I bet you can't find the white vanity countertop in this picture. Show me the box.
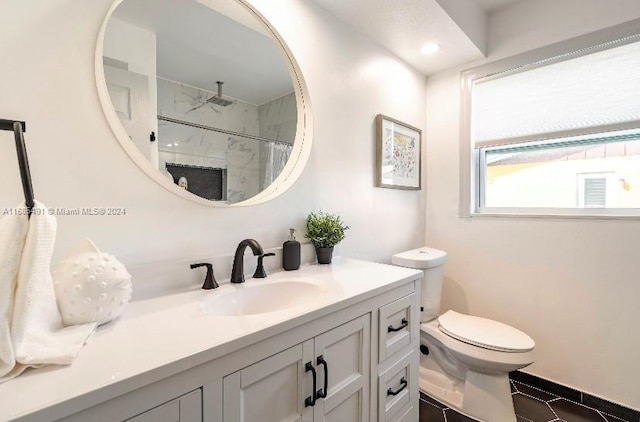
[0,258,421,422]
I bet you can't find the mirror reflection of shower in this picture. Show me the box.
[262,142,292,190]
[102,0,298,204]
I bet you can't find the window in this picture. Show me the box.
[479,131,640,211]
[582,177,607,208]
[577,173,612,208]
[460,19,640,217]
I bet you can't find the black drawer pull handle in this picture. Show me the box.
[305,362,317,407]
[387,377,408,396]
[316,355,328,399]
[388,318,408,333]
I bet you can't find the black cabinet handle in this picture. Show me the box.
[388,318,409,333]
[387,377,408,396]
[316,355,328,399]
[305,362,317,407]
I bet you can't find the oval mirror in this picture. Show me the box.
[96,0,311,206]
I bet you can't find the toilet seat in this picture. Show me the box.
[421,320,535,373]
[437,311,535,353]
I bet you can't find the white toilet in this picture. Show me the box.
[392,247,535,422]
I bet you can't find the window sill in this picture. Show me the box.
[465,209,640,220]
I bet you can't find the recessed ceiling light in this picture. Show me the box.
[421,43,440,55]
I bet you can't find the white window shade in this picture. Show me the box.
[472,39,640,145]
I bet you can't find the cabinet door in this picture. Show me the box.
[223,340,314,422]
[313,314,370,422]
[125,389,202,422]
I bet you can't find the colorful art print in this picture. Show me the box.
[375,114,422,190]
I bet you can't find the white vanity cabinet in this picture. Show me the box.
[13,263,422,422]
[50,283,419,422]
[223,315,370,422]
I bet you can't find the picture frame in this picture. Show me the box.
[375,114,422,190]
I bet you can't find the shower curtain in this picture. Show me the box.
[263,142,292,190]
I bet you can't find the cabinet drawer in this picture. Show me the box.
[378,294,415,363]
[378,352,417,422]
[125,388,202,422]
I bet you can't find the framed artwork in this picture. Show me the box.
[375,114,422,190]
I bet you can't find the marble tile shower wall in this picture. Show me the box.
[227,136,259,202]
[156,78,260,201]
[258,92,297,141]
[156,79,297,202]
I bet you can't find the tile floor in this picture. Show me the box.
[419,380,629,422]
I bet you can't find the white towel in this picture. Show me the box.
[0,202,96,383]
[0,206,28,379]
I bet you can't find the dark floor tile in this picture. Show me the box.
[513,393,558,421]
[511,371,582,403]
[549,399,607,422]
[516,416,534,422]
[514,381,559,402]
[511,381,517,393]
[600,413,628,422]
[444,408,479,421]
[419,399,446,421]
[510,371,639,422]
[583,394,639,422]
[419,392,447,409]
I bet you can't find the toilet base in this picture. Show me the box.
[419,354,517,422]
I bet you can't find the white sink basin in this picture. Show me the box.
[200,280,329,316]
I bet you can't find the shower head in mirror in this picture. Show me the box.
[187,81,233,112]
[207,81,233,107]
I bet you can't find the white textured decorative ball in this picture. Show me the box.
[53,239,132,326]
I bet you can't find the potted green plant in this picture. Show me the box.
[305,211,349,264]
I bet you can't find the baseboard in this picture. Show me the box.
[510,371,640,422]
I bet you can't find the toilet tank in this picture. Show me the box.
[392,247,447,323]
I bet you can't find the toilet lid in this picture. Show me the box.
[437,311,535,353]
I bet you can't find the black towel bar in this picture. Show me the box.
[1,118,35,217]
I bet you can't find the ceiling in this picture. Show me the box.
[111,0,294,105]
[108,0,525,100]
[311,0,523,75]
[477,0,523,12]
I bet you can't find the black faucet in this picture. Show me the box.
[253,252,276,278]
[190,263,219,289]
[230,239,264,284]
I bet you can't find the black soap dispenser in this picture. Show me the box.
[283,228,301,271]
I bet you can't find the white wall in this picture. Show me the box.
[0,1,426,294]
[426,0,640,410]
